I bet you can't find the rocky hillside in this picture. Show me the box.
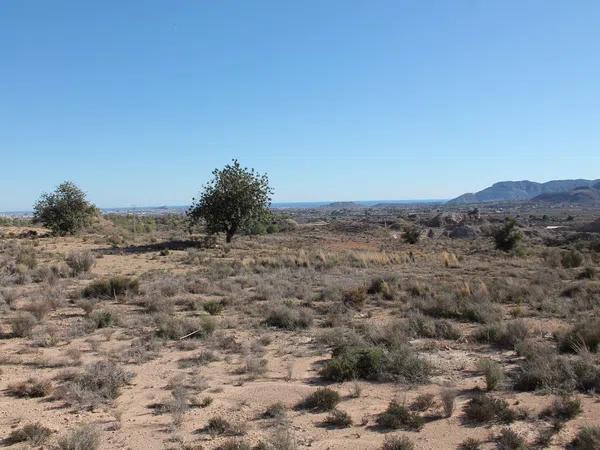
[448,179,600,205]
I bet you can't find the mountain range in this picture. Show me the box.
[448,179,600,205]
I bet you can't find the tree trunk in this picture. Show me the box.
[225,229,234,243]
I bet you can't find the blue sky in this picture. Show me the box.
[1,1,599,210]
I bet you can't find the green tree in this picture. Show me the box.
[33,181,98,235]
[187,160,273,243]
[493,218,522,252]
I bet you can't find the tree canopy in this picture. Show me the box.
[33,181,98,235]
[187,160,273,242]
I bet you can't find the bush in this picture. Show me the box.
[407,314,461,340]
[540,395,582,421]
[7,377,53,398]
[367,277,394,299]
[320,344,430,383]
[216,440,252,450]
[264,305,313,330]
[476,320,529,349]
[322,409,352,428]
[155,314,215,340]
[477,359,505,391]
[66,251,96,275]
[296,388,340,412]
[5,423,52,446]
[403,225,421,244]
[440,389,457,418]
[57,424,100,450]
[263,402,287,420]
[562,249,584,268]
[459,438,481,450]
[376,400,424,431]
[10,311,37,337]
[559,317,600,353]
[380,435,415,450]
[206,416,232,436]
[496,428,529,450]
[463,394,515,424]
[203,300,224,315]
[62,360,133,407]
[82,277,139,299]
[33,181,98,235]
[342,286,368,309]
[493,219,522,252]
[87,309,114,329]
[409,393,436,412]
[571,426,600,450]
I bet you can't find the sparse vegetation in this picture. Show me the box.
[296,388,340,412]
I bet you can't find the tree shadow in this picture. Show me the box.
[94,240,204,255]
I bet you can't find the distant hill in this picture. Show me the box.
[321,201,361,208]
[532,184,600,205]
[448,179,600,205]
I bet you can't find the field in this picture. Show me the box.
[1,207,600,450]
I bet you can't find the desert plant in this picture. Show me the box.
[409,393,436,412]
[216,440,252,450]
[540,395,582,421]
[496,428,529,450]
[376,400,424,431]
[263,402,287,420]
[342,286,368,309]
[10,311,37,337]
[203,300,224,315]
[562,249,584,268]
[82,277,139,299]
[463,394,515,424]
[380,435,415,450]
[33,181,98,235]
[493,219,522,252]
[296,388,340,412]
[66,250,96,275]
[187,160,273,242]
[7,377,53,398]
[322,409,352,428]
[403,225,421,244]
[477,359,505,391]
[440,388,457,418]
[459,438,481,450]
[264,304,312,330]
[5,422,52,446]
[57,424,100,450]
[559,317,600,353]
[571,426,600,450]
[155,314,215,340]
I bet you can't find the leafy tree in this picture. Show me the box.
[33,181,97,235]
[187,160,273,243]
[493,218,522,252]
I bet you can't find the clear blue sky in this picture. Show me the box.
[1,1,599,210]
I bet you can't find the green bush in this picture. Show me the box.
[493,219,522,252]
[33,181,98,235]
[463,394,515,424]
[376,400,424,431]
[264,305,313,330]
[296,388,340,412]
[203,300,224,315]
[322,409,352,428]
[559,318,600,353]
[571,426,600,450]
[82,277,139,299]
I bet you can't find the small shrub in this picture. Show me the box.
[380,435,415,450]
[496,428,529,450]
[540,395,582,421]
[322,409,352,428]
[7,377,53,398]
[477,359,505,391]
[376,400,424,431]
[216,440,252,450]
[296,388,340,412]
[459,438,481,450]
[342,286,367,309]
[264,305,313,330]
[408,314,461,340]
[463,394,514,424]
[57,424,100,450]
[66,251,96,275]
[320,344,430,383]
[10,311,37,337]
[61,360,133,407]
[203,300,224,315]
[571,426,600,450]
[263,402,287,420]
[87,309,114,329]
[493,219,522,252]
[440,388,457,418]
[559,318,600,353]
[562,249,584,268]
[82,277,139,299]
[155,314,215,340]
[5,423,52,446]
[476,320,529,350]
[367,277,394,299]
[403,225,421,244]
[206,416,231,436]
[410,393,436,412]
